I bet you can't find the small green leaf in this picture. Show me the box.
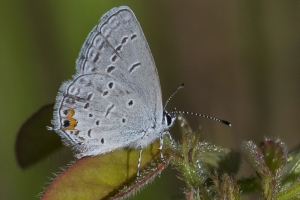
[242,140,270,176]
[238,176,260,194]
[41,140,169,200]
[15,104,63,169]
[276,180,300,200]
[242,139,287,199]
[259,138,287,173]
[210,173,241,200]
[215,149,241,175]
[172,116,231,192]
[282,144,300,187]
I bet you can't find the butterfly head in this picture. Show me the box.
[163,110,176,128]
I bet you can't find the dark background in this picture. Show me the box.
[1,0,300,199]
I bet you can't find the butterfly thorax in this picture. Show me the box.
[129,111,175,149]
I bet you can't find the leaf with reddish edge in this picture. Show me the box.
[41,140,170,200]
[242,140,271,176]
[15,104,63,169]
[111,154,169,200]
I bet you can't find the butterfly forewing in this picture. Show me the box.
[76,6,163,123]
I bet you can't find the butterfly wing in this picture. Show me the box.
[52,6,163,158]
[77,6,163,122]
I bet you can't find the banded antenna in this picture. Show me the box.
[164,83,185,110]
[172,108,231,126]
[165,83,232,127]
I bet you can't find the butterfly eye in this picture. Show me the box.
[163,111,173,126]
[166,114,172,126]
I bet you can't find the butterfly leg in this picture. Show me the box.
[159,132,166,163]
[136,147,143,180]
[164,131,175,148]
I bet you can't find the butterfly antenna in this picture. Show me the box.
[164,83,185,110]
[173,109,232,127]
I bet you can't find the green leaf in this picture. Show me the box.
[276,180,300,200]
[15,104,63,169]
[242,139,287,199]
[259,138,287,173]
[238,176,260,194]
[41,140,170,200]
[214,149,241,175]
[282,144,300,187]
[210,173,241,200]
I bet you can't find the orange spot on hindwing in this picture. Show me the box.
[61,108,78,130]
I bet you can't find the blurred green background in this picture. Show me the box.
[1,0,300,199]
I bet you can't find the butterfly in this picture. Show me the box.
[48,6,231,175]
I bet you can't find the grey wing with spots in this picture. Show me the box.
[53,73,154,158]
[76,6,163,124]
[51,6,163,158]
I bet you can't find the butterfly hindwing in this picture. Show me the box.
[53,73,156,157]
